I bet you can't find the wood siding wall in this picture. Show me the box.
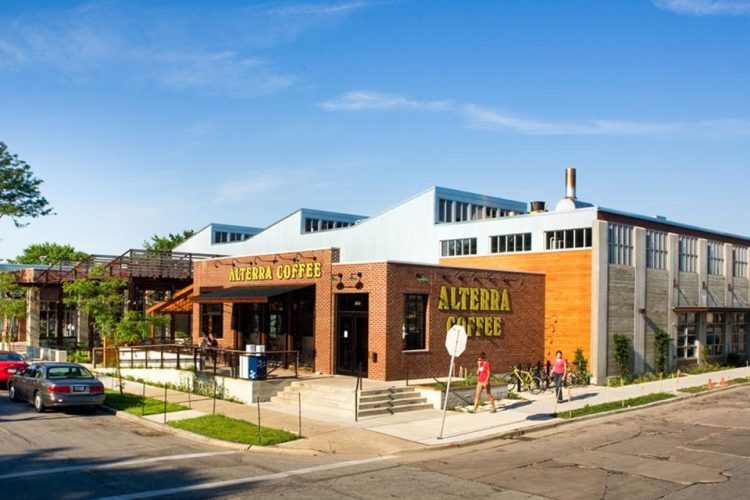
[441,250,592,364]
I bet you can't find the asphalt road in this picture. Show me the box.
[1,385,749,499]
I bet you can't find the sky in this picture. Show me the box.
[1,0,749,259]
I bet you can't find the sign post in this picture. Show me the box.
[438,324,468,440]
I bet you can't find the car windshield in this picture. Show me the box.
[0,353,23,361]
[46,366,94,379]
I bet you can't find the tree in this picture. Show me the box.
[0,142,53,227]
[0,272,27,349]
[11,242,89,265]
[62,266,168,395]
[143,230,195,252]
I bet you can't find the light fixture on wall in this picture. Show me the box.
[415,273,430,283]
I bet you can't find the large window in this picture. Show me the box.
[490,233,532,254]
[304,217,352,233]
[679,236,697,273]
[214,231,229,244]
[734,247,748,278]
[608,224,633,266]
[403,295,427,350]
[676,312,697,359]
[200,303,224,339]
[440,238,477,257]
[39,301,58,339]
[436,198,510,224]
[646,230,667,269]
[730,313,747,356]
[63,305,77,338]
[545,228,592,251]
[708,241,725,275]
[705,312,725,356]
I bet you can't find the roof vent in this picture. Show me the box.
[555,167,594,211]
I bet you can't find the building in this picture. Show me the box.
[188,249,544,380]
[176,169,750,383]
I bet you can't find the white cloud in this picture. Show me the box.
[265,1,373,16]
[0,1,368,97]
[321,90,750,138]
[653,0,750,16]
[320,91,453,111]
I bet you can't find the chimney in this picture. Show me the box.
[565,167,577,200]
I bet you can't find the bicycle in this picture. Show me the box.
[505,365,544,395]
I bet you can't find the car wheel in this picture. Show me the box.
[33,391,46,413]
[9,384,19,402]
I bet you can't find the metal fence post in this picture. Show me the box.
[141,381,146,416]
[212,378,217,416]
[160,345,164,369]
[298,391,302,437]
[176,347,181,370]
[257,396,262,445]
[163,384,168,423]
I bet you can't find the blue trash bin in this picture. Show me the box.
[248,354,268,381]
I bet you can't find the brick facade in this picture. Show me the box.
[192,249,545,381]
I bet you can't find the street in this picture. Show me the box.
[1,385,749,499]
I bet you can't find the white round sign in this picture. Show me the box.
[445,324,468,357]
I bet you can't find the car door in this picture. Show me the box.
[17,365,36,400]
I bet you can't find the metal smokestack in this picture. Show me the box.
[565,167,577,200]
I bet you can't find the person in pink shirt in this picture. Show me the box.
[471,352,496,413]
[550,350,567,403]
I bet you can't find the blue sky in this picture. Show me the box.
[1,0,749,258]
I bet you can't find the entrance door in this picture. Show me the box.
[336,294,368,376]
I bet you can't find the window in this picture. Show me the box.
[734,247,748,278]
[213,231,229,244]
[63,305,77,338]
[708,241,725,276]
[705,313,725,356]
[490,233,532,254]
[730,313,747,355]
[679,236,697,273]
[200,303,224,339]
[546,227,592,251]
[676,312,697,359]
[304,218,319,232]
[440,238,477,257]
[403,295,427,350]
[646,230,667,269]
[40,301,58,339]
[608,224,633,266]
[455,202,469,222]
[438,199,453,223]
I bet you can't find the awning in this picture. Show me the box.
[146,284,194,314]
[674,306,750,314]
[191,285,312,304]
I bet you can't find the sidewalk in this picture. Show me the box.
[96,365,750,455]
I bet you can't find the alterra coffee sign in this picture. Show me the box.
[229,262,323,283]
[438,285,510,338]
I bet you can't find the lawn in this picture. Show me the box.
[168,414,300,446]
[553,393,675,419]
[105,389,189,416]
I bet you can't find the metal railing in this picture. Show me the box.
[92,344,300,380]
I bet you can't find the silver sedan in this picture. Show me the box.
[8,362,105,412]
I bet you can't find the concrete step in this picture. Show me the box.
[358,402,434,418]
[359,396,427,410]
[359,391,421,404]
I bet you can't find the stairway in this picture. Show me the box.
[271,379,433,419]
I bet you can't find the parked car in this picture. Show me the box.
[0,351,27,388]
[8,362,105,412]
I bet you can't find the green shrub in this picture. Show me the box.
[654,329,670,375]
[612,334,632,379]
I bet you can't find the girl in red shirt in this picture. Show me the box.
[471,352,496,413]
[550,350,567,403]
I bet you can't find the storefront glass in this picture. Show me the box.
[730,313,747,355]
[705,312,725,356]
[676,312,697,359]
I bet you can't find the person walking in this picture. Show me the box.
[471,352,496,413]
[551,350,567,403]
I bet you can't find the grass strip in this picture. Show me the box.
[168,414,300,446]
[105,389,188,416]
[553,392,675,419]
[679,376,750,394]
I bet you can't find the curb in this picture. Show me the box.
[99,405,319,457]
